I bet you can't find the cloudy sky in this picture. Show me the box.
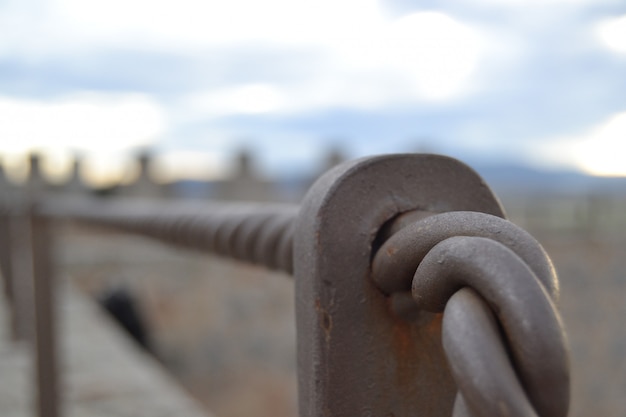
[1,0,625,184]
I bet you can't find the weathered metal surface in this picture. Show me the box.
[0,152,573,417]
[373,211,559,298]
[444,288,538,417]
[0,209,17,338]
[7,208,36,343]
[30,207,61,417]
[418,237,569,417]
[0,199,61,417]
[40,199,298,274]
[294,154,506,417]
[372,209,570,416]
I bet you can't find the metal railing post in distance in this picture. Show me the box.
[8,208,36,343]
[0,208,18,339]
[294,154,506,416]
[30,205,61,417]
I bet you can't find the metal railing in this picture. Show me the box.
[0,153,571,417]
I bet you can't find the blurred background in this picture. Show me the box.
[0,0,625,416]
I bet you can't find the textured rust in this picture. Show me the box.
[386,245,398,257]
[390,319,415,387]
[314,298,332,343]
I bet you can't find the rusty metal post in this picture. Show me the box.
[29,205,61,417]
[8,207,36,343]
[294,154,506,417]
[0,208,18,338]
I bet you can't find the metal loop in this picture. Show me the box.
[413,236,570,417]
[445,288,539,417]
[372,211,559,301]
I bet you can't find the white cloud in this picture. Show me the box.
[1,0,488,108]
[0,91,167,185]
[179,78,395,121]
[596,15,626,55]
[177,11,487,119]
[533,111,626,176]
[0,92,166,153]
[382,12,484,100]
[469,0,616,6]
[49,0,382,50]
[183,84,287,118]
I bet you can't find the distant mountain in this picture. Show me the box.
[166,157,626,201]
[465,159,626,196]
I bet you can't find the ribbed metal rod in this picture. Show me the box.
[39,197,299,275]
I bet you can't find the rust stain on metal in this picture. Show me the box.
[386,245,398,257]
[315,298,332,342]
[390,319,417,387]
[425,313,444,335]
[321,311,332,339]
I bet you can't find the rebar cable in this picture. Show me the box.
[39,197,298,275]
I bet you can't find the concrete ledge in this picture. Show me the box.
[0,283,211,417]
